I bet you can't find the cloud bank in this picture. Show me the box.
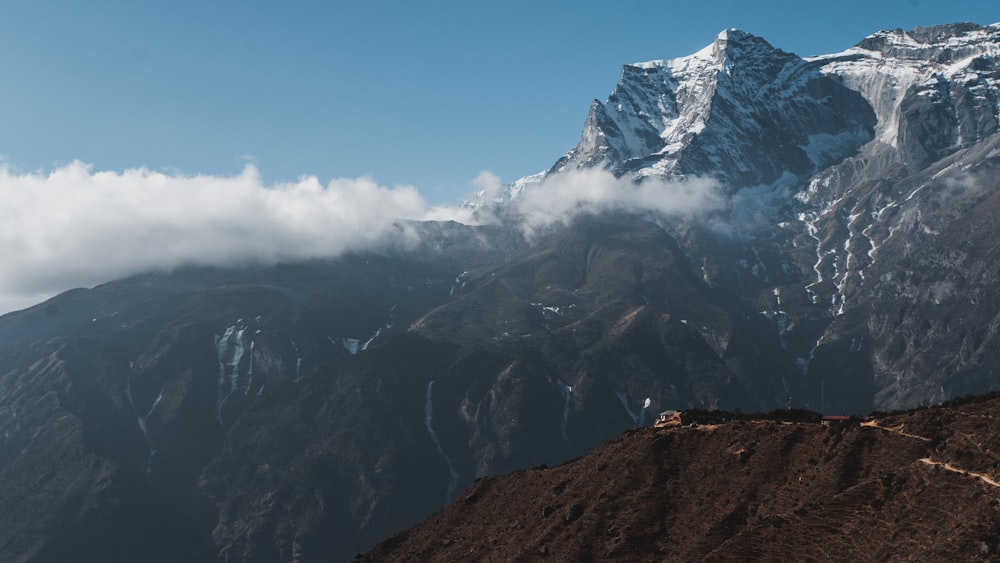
[0,162,723,316]
[0,162,466,315]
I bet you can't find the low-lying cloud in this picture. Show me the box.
[0,162,723,316]
[508,168,724,240]
[0,162,467,315]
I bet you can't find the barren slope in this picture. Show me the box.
[360,395,1000,561]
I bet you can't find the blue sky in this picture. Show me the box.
[0,1,997,204]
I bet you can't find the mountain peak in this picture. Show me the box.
[712,27,783,57]
[718,27,744,38]
[622,28,779,77]
[533,21,1000,194]
[715,27,753,42]
[714,27,762,47]
[547,27,873,189]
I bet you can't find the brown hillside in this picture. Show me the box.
[358,396,1000,561]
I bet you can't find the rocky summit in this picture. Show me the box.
[2,22,1000,563]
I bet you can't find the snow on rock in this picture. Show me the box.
[449,271,470,297]
[558,380,573,442]
[342,338,361,355]
[809,23,1000,175]
[244,340,255,395]
[361,328,382,352]
[424,381,459,503]
[215,323,247,425]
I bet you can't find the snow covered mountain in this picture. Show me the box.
[490,21,1000,411]
[551,28,875,187]
[545,22,999,187]
[3,22,1000,563]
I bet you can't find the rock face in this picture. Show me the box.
[3,21,1000,563]
[359,395,1000,562]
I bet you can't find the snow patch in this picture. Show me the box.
[449,271,470,296]
[342,338,360,355]
[361,328,382,352]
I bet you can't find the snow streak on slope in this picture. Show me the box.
[425,381,459,503]
[558,380,573,442]
[138,383,167,470]
[215,323,246,426]
[124,361,168,470]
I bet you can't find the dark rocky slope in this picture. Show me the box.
[360,394,1000,562]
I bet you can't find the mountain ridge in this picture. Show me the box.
[467,20,1000,209]
[3,21,1000,562]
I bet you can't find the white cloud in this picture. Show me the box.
[469,170,503,199]
[0,161,469,315]
[510,168,724,240]
[0,162,724,317]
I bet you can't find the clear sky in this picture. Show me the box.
[1,0,998,205]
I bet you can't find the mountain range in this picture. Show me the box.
[1,21,999,562]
